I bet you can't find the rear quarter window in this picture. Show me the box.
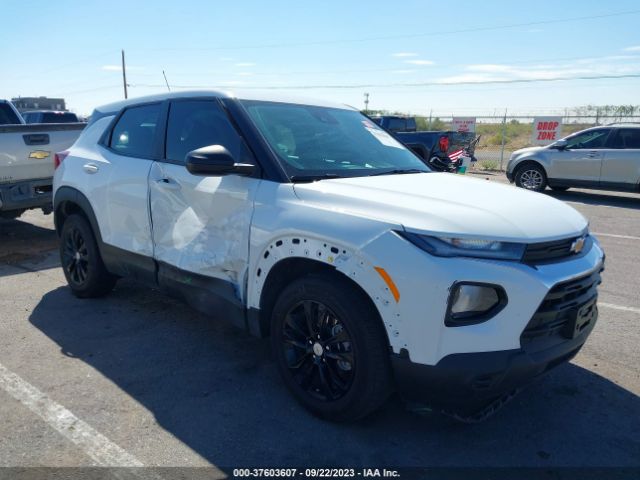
[109,103,161,158]
[611,129,640,149]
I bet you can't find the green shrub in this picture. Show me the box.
[478,160,500,171]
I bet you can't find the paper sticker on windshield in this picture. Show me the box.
[366,126,403,148]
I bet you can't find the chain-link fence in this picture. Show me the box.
[408,114,640,171]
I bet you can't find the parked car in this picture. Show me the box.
[22,110,80,124]
[53,91,604,422]
[1,100,85,219]
[507,124,640,193]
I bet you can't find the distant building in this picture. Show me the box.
[11,96,67,113]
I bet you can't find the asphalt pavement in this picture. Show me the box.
[0,176,638,471]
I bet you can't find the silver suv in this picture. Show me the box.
[506,124,640,193]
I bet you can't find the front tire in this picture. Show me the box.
[60,214,117,298]
[271,274,393,421]
[515,163,547,192]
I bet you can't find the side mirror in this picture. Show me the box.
[552,139,568,150]
[185,145,255,176]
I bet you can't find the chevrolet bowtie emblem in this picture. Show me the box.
[29,150,51,160]
[571,236,586,254]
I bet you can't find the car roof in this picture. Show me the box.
[606,122,640,128]
[566,123,640,137]
[93,90,356,116]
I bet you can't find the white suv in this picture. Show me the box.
[53,91,604,421]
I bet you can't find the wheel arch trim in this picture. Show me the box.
[53,186,103,243]
[514,159,549,178]
[246,235,399,349]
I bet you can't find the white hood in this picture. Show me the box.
[293,173,587,242]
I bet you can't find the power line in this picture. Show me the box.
[128,73,640,91]
[122,52,640,80]
[140,10,640,51]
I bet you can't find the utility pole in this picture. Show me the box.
[364,92,369,114]
[162,70,171,91]
[121,49,128,99]
[499,108,507,171]
[428,109,432,130]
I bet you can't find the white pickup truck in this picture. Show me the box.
[0,100,85,219]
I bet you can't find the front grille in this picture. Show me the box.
[521,268,602,343]
[522,236,584,263]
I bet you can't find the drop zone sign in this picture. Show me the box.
[532,117,563,145]
[452,117,476,133]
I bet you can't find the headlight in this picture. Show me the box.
[398,231,525,260]
[446,282,507,327]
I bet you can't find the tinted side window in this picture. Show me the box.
[0,103,22,125]
[565,129,610,149]
[165,100,243,163]
[110,103,161,158]
[611,129,640,149]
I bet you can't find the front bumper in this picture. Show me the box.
[506,170,514,182]
[392,315,593,414]
[392,264,602,414]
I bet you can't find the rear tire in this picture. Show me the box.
[271,273,393,421]
[60,214,117,298]
[515,163,547,192]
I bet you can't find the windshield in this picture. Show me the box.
[240,100,429,180]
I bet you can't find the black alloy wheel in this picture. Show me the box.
[59,214,117,298]
[281,299,355,401]
[62,224,89,286]
[271,274,393,421]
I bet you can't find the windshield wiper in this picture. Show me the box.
[367,168,428,177]
[289,173,343,183]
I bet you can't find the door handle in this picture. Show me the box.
[156,178,181,190]
[83,163,99,174]
[587,151,599,158]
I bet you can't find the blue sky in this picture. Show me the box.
[1,0,639,116]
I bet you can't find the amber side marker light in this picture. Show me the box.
[374,267,400,303]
